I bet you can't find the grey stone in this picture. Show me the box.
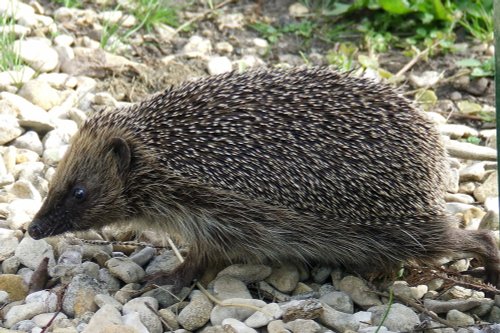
[13,38,59,72]
[446,309,474,326]
[213,275,252,300]
[19,80,63,110]
[222,318,258,333]
[14,236,55,270]
[339,275,382,308]
[62,274,108,317]
[130,246,155,266]
[177,290,213,331]
[284,319,321,333]
[106,257,145,283]
[369,303,420,332]
[217,264,272,283]
[0,115,23,145]
[266,264,300,293]
[446,140,497,161]
[81,304,122,333]
[318,303,360,332]
[319,291,353,313]
[122,296,161,333]
[244,302,282,328]
[211,298,266,326]
[474,172,498,203]
[11,131,43,155]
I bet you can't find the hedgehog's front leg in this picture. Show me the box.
[144,245,207,291]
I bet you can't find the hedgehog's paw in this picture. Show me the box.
[143,260,203,292]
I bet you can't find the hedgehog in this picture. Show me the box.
[28,67,500,287]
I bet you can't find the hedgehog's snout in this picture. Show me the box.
[28,219,45,240]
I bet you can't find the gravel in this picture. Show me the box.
[0,0,497,331]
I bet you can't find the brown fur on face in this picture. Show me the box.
[28,68,500,288]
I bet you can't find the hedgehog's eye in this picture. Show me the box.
[72,187,87,202]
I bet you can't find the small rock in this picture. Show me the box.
[409,285,428,300]
[145,250,180,275]
[439,124,478,139]
[459,162,486,182]
[207,56,232,75]
[129,246,155,266]
[318,303,360,332]
[178,291,213,331]
[474,172,498,203]
[0,115,23,145]
[339,275,382,308]
[14,236,55,270]
[13,38,59,72]
[183,36,212,58]
[158,308,180,331]
[211,298,266,325]
[268,320,291,333]
[0,235,19,261]
[121,311,151,333]
[215,42,234,54]
[122,297,161,333]
[82,304,122,333]
[222,318,258,333]
[244,303,282,328]
[281,299,322,322]
[423,298,482,314]
[217,264,272,283]
[19,80,63,110]
[369,303,419,332]
[11,131,43,155]
[446,140,497,161]
[216,13,244,30]
[0,66,36,86]
[266,264,300,293]
[284,319,321,333]
[106,257,146,283]
[1,92,54,132]
[213,275,252,300]
[0,274,28,301]
[319,291,353,313]
[253,38,269,56]
[445,193,475,204]
[446,309,474,326]
[94,294,123,311]
[62,274,108,317]
[289,3,309,16]
[409,71,442,88]
[31,312,67,327]
[4,302,46,328]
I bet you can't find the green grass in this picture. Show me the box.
[292,0,493,53]
[99,0,180,51]
[0,14,23,71]
[130,0,179,32]
[51,0,83,8]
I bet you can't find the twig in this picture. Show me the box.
[395,40,442,78]
[166,235,269,314]
[172,0,236,37]
[145,302,175,332]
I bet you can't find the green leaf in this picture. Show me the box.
[432,0,451,20]
[456,58,482,67]
[323,3,352,16]
[378,0,412,14]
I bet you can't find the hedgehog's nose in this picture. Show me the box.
[28,220,44,240]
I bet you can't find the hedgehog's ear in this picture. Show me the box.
[110,137,131,174]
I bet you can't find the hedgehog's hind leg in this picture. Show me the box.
[445,227,500,288]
